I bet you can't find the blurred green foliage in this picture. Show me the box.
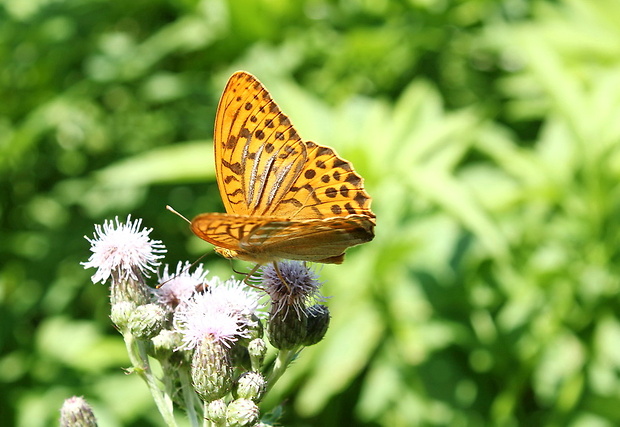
[2,0,620,425]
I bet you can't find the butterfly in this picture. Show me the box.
[190,71,375,267]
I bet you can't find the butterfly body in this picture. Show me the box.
[191,71,375,264]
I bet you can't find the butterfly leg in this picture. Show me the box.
[273,261,291,290]
[240,263,264,290]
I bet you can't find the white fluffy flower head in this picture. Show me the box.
[174,278,263,350]
[209,278,264,321]
[155,261,209,309]
[82,215,166,285]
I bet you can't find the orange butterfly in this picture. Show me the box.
[190,71,375,266]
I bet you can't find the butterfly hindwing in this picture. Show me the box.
[241,215,375,262]
[191,212,374,264]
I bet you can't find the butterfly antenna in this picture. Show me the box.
[158,206,209,289]
[166,205,191,224]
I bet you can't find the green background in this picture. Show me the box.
[3,0,620,425]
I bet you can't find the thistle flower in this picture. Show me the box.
[260,261,326,349]
[208,278,264,326]
[154,261,209,309]
[259,261,323,317]
[174,278,266,402]
[59,396,98,427]
[82,215,166,285]
[174,297,241,350]
[173,279,263,350]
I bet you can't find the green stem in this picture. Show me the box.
[178,366,200,427]
[124,333,177,427]
[265,348,300,393]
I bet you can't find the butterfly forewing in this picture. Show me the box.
[214,72,309,217]
[190,212,265,252]
[273,142,374,220]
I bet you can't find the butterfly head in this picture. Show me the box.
[214,247,238,259]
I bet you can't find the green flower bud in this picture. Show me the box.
[59,396,98,427]
[246,314,264,340]
[226,398,260,427]
[302,304,330,346]
[110,276,151,306]
[128,303,166,340]
[235,371,266,402]
[150,330,183,361]
[247,338,267,371]
[191,338,233,402]
[206,399,227,425]
[110,301,136,330]
[268,309,307,350]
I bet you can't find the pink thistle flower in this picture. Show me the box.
[82,215,166,285]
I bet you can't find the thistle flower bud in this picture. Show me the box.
[302,304,330,346]
[206,399,227,425]
[235,371,266,401]
[150,330,184,361]
[247,338,267,371]
[110,276,151,306]
[191,338,233,402]
[268,308,307,350]
[245,314,264,341]
[109,301,136,330]
[59,396,98,427]
[226,398,260,427]
[128,303,166,340]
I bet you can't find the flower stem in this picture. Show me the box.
[124,333,177,426]
[178,366,200,427]
[265,348,300,393]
